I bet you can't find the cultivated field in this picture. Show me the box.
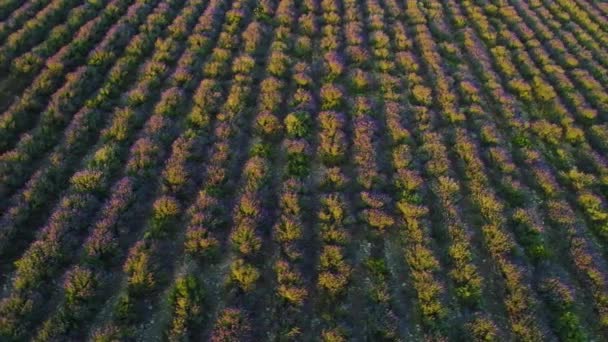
[0,0,608,340]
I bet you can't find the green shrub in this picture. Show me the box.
[410,85,432,105]
[71,170,104,193]
[151,196,180,235]
[284,111,311,138]
[230,259,260,292]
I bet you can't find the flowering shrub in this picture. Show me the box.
[320,84,344,110]
[230,259,260,292]
[124,241,156,295]
[0,0,607,339]
[211,308,251,342]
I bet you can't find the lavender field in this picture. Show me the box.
[1,0,608,340]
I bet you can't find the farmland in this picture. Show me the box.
[0,0,608,340]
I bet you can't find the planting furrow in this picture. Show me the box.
[399,0,560,339]
[463,0,608,288]
[1,0,158,182]
[212,21,295,342]
[0,0,98,74]
[32,2,237,340]
[0,0,136,202]
[0,0,145,154]
[495,1,608,243]
[340,0,441,339]
[122,1,272,340]
[0,0,606,337]
[166,14,271,339]
[84,0,276,340]
[573,0,608,28]
[461,0,608,257]
[404,2,521,338]
[0,0,195,339]
[441,0,608,336]
[389,1,518,338]
[0,0,85,71]
[302,0,371,338]
[0,0,52,43]
[197,1,303,340]
[542,0,608,70]
[551,0,608,37]
[579,0,608,19]
[497,1,608,127]
[526,1,608,87]
[260,1,320,339]
[0,0,166,271]
[0,0,120,107]
[0,0,39,22]
[343,0,404,338]
[515,0,608,93]
[423,2,595,339]
[380,0,514,339]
